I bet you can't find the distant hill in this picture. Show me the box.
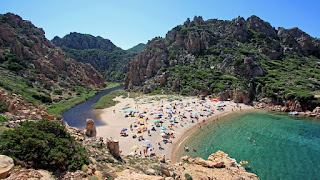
[127,43,146,53]
[0,13,105,104]
[52,33,138,82]
[125,15,320,111]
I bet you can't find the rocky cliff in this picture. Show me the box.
[125,15,320,110]
[52,32,139,81]
[0,13,106,119]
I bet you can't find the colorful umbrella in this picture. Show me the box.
[161,127,167,130]
[121,128,127,132]
[160,133,166,136]
[154,120,160,123]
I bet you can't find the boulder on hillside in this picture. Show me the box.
[107,137,120,159]
[85,119,96,137]
[0,155,14,179]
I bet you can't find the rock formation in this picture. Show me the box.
[0,89,55,123]
[178,151,259,179]
[124,15,320,110]
[0,13,105,107]
[107,137,120,159]
[0,155,14,179]
[85,119,97,137]
[52,32,141,81]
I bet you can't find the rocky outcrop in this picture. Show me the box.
[178,151,259,179]
[124,15,319,110]
[85,119,97,137]
[6,169,54,180]
[0,89,55,122]
[107,137,120,159]
[0,13,105,93]
[216,89,250,104]
[115,169,165,180]
[0,155,14,179]
[52,32,119,52]
[52,32,136,81]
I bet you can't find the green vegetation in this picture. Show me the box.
[185,173,193,180]
[0,115,7,122]
[127,43,146,53]
[0,120,89,173]
[94,89,127,109]
[48,90,96,117]
[105,82,121,90]
[0,101,7,113]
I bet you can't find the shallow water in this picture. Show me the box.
[62,86,122,129]
[176,111,320,180]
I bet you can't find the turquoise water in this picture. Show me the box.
[176,111,320,180]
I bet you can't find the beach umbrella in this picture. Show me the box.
[160,133,166,136]
[141,125,146,129]
[139,118,143,121]
[121,128,127,132]
[130,110,134,113]
[161,127,167,130]
[131,145,139,151]
[154,120,160,123]
[169,120,174,122]
[128,152,135,156]
[193,112,198,115]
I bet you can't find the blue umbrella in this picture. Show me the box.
[121,128,127,131]
[130,110,134,113]
[161,127,167,130]
[123,110,128,113]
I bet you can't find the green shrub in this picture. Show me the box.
[185,173,193,180]
[0,115,7,122]
[32,94,52,103]
[0,120,89,173]
[53,89,63,95]
[0,101,7,113]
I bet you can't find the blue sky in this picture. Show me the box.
[1,0,319,49]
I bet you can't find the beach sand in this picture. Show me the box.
[95,95,254,161]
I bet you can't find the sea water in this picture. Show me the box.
[176,111,320,180]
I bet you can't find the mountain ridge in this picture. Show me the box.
[124,15,320,111]
[52,32,139,81]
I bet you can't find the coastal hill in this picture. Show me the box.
[52,33,143,81]
[124,15,320,111]
[0,13,105,119]
[127,43,146,53]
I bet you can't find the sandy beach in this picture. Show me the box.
[95,94,254,161]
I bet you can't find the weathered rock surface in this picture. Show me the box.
[178,150,259,179]
[107,137,120,159]
[0,155,14,179]
[115,169,165,180]
[0,89,54,123]
[6,169,54,180]
[0,13,105,94]
[85,119,97,137]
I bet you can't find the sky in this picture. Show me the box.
[1,0,319,50]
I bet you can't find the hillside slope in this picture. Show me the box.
[52,33,138,81]
[0,13,105,119]
[124,15,320,111]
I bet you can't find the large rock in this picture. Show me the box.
[115,169,165,180]
[85,119,97,137]
[107,137,120,159]
[0,155,14,179]
[6,169,54,180]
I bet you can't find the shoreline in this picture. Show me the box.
[95,94,254,160]
[170,108,258,163]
